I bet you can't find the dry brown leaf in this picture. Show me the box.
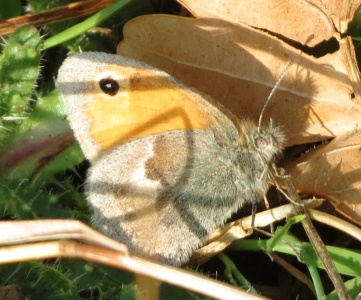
[178,0,361,46]
[284,130,361,225]
[117,3,361,223]
[117,15,361,147]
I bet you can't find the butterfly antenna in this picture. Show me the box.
[258,58,296,131]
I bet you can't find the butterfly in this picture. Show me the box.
[57,52,284,266]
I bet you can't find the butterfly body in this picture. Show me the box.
[57,52,284,266]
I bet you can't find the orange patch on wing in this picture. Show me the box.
[85,67,214,152]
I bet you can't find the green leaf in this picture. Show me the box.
[0,90,84,183]
[0,262,77,300]
[0,26,41,142]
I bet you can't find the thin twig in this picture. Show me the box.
[0,0,114,36]
[277,168,350,300]
[0,239,268,300]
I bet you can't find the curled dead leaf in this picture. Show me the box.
[118,15,361,147]
[117,4,361,223]
[178,0,361,46]
[284,130,361,225]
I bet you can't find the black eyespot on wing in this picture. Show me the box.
[99,78,119,96]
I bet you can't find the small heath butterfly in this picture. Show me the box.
[57,52,285,266]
